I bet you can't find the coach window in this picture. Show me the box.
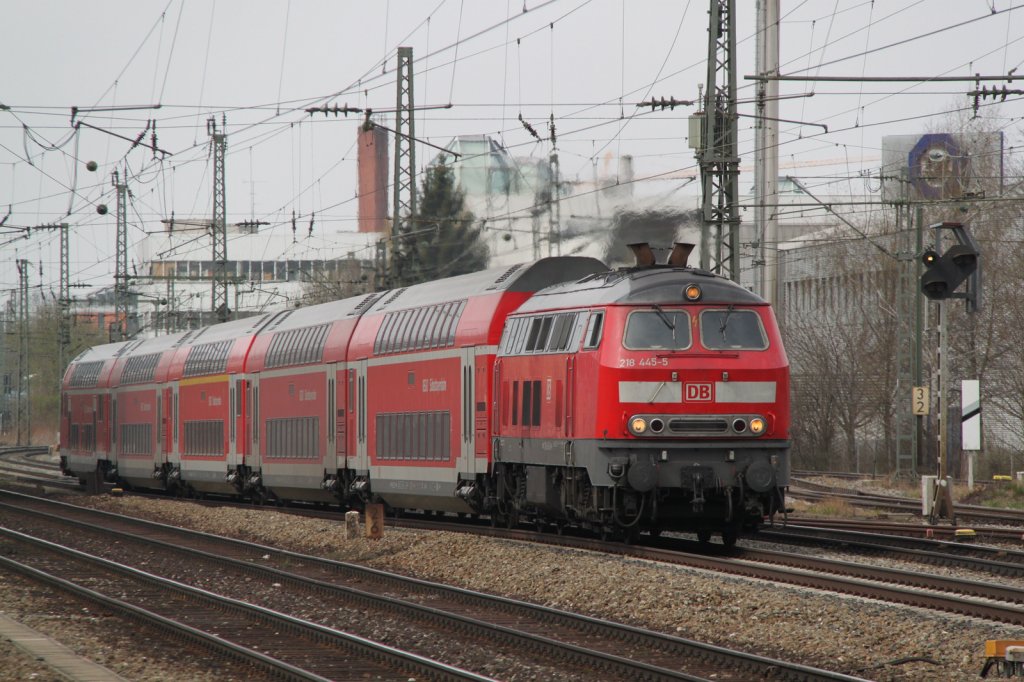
[445,300,465,345]
[394,310,411,351]
[410,307,429,349]
[379,313,398,353]
[423,304,441,348]
[396,309,415,352]
[405,308,420,350]
[399,307,415,350]
[421,305,440,348]
[390,309,405,352]
[583,311,605,350]
[439,302,456,346]
[391,309,408,352]
[436,303,452,345]
[386,312,403,353]
[699,309,768,350]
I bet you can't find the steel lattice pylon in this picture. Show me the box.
[113,169,129,341]
[698,0,741,281]
[209,116,229,322]
[894,198,924,477]
[34,223,69,388]
[390,46,417,287]
[16,259,29,446]
[58,222,69,375]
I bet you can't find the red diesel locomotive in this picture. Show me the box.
[61,243,790,544]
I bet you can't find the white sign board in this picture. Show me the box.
[962,379,981,451]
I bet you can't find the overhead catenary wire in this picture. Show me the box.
[3,2,1024,305]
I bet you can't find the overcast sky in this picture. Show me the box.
[2,0,1022,299]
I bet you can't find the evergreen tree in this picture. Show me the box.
[393,163,489,287]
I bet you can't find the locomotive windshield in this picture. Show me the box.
[699,308,768,350]
[623,308,691,350]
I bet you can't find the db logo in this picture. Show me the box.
[685,383,712,401]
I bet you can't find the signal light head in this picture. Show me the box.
[922,249,939,267]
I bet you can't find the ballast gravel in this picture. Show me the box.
[2,493,1019,682]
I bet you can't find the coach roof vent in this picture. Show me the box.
[627,242,695,268]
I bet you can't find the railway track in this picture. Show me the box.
[377,515,1024,626]
[789,481,1024,526]
[60,485,1024,627]
[0,445,81,492]
[783,516,1024,543]
[756,524,1024,579]
[0,528,490,682]
[0,490,863,682]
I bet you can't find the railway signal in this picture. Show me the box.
[919,222,980,311]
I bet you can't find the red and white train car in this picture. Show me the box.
[345,258,607,514]
[161,315,271,496]
[242,295,376,503]
[61,340,125,485]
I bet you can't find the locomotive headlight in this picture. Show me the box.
[684,284,702,301]
[749,417,766,435]
[629,417,648,435]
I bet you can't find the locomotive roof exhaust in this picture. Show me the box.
[627,242,695,268]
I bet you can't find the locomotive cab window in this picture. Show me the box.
[699,308,768,350]
[623,308,691,350]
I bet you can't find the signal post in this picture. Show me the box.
[919,222,980,524]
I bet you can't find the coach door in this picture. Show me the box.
[353,359,369,471]
[248,376,261,470]
[331,365,346,466]
[156,391,164,462]
[170,385,179,463]
[458,347,476,476]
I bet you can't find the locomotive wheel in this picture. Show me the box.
[696,529,712,544]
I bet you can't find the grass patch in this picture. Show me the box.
[807,496,858,518]
[974,480,1024,510]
